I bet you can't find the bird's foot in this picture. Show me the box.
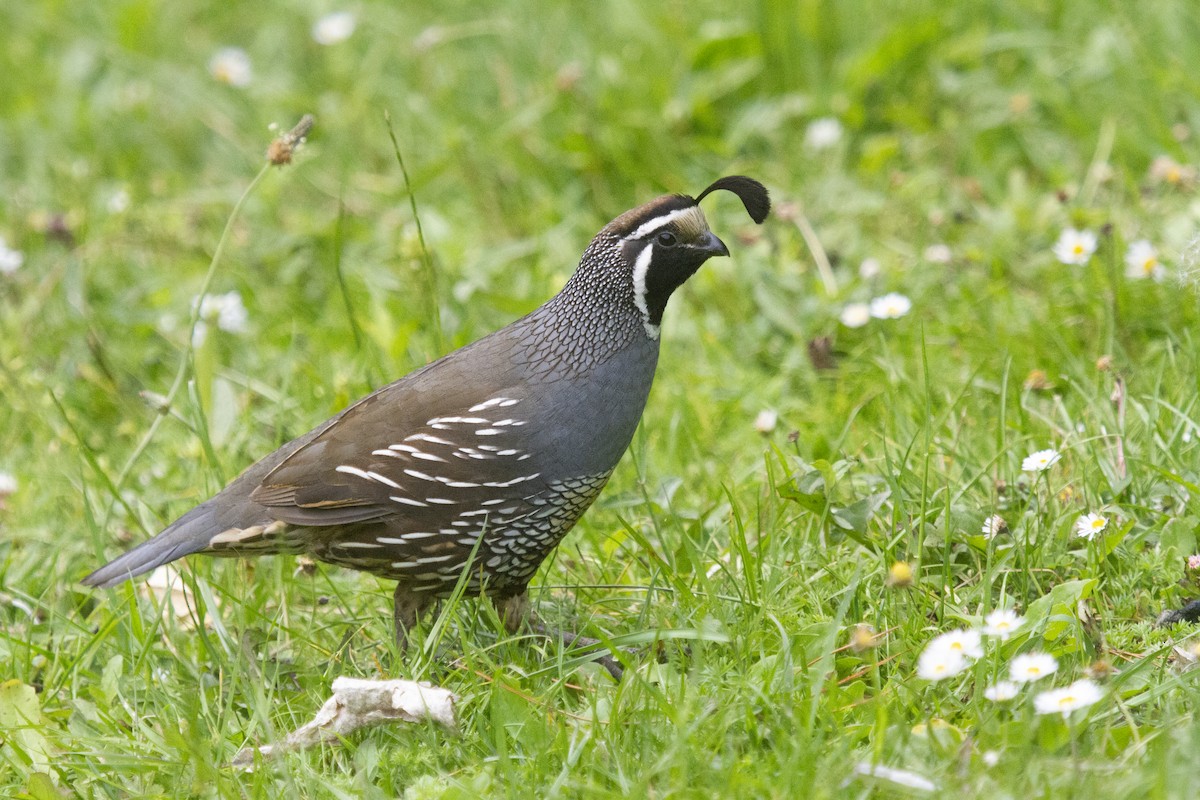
[393,585,436,651]
[496,593,626,680]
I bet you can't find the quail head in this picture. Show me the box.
[85,176,771,651]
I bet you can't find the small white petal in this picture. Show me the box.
[1021,448,1061,473]
[313,11,357,45]
[840,302,871,328]
[981,514,1007,538]
[916,644,968,681]
[107,189,130,214]
[194,291,249,334]
[805,117,843,150]
[923,244,952,264]
[216,293,248,333]
[868,293,912,320]
[982,609,1024,640]
[1074,512,1109,540]
[753,409,778,434]
[1124,239,1164,281]
[1033,679,1103,717]
[1010,652,1058,683]
[209,47,253,87]
[927,629,984,660]
[0,237,24,275]
[984,680,1020,702]
[1053,228,1098,266]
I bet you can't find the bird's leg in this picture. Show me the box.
[495,592,625,680]
[393,585,434,650]
[497,591,531,635]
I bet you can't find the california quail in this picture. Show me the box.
[84,176,770,654]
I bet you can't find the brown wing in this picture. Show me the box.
[250,381,543,528]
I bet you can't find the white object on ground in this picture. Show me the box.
[233,677,457,766]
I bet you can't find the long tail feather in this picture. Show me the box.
[82,503,224,588]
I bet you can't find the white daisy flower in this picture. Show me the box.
[804,117,843,150]
[981,514,1007,538]
[0,236,24,275]
[195,291,249,334]
[868,292,912,320]
[107,188,130,214]
[928,629,984,660]
[1010,652,1058,683]
[0,472,17,496]
[923,244,952,264]
[214,292,248,333]
[1033,679,1103,718]
[1053,228,1098,266]
[983,680,1020,702]
[839,302,871,328]
[312,11,356,45]
[1149,155,1196,186]
[1074,512,1109,540]
[753,409,778,434]
[209,47,253,87]
[916,642,968,682]
[982,609,1024,640]
[1124,239,1164,280]
[858,257,882,279]
[1021,448,1061,473]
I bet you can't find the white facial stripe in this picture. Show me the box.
[631,244,660,340]
[626,207,696,241]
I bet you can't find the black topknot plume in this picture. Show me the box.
[695,176,771,224]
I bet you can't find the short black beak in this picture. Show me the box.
[698,231,729,258]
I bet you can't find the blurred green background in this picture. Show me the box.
[3,1,1200,797]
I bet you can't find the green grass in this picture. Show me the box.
[4,0,1200,796]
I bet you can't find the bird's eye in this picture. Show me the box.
[655,231,677,247]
